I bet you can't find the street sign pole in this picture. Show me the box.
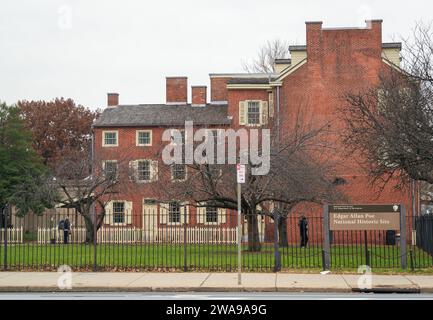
[236,164,245,285]
[237,182,241,285]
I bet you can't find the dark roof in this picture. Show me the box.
[289,45,307,51]
[227,77,273,85]
[275,58,291,64]
[93,104,231,127]
[382,42,402,49]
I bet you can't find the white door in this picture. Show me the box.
[143,201,158,241]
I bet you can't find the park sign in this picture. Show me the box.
[329,204,401,231]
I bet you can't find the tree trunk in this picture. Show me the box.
[83,214,95,244]
[246,210,261,252]
[278,217,288,247]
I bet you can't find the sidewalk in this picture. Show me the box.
[0,272,432,293]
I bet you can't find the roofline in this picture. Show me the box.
[93,122,232,128]
[209,73,278,78]
[289,42,402,52]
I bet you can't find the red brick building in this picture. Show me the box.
[93,20,412,241]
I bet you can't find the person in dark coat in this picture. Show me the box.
[63,217,71,244]
[298,215,309,248]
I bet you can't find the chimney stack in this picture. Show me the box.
[166,77,188,104]
[191,86,207,106]
[107,93,119,107]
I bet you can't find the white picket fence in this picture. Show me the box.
[36,227,237,244]
[37,228,87,244]
[156,227,237,244]
[0,227,23,243]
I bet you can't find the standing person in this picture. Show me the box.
[298,215,309,248]
[63,217,71,244]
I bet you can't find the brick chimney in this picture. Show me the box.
[191,86,207,106]
[210,76,229,103]
[166,77,188,104]
[107,93,119,107]
[306,21,323,62]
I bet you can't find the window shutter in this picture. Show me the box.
[197,203,205,224]
[181,203,189,225]
[129,161,138,182]
[260,101,269,125]
[269,92,274,118]
[151,160,158,181]
[125,201,133,225]
[160,203,168,224]
[218,208,226,224]
[239,101,246,125]
[105,201,113,226]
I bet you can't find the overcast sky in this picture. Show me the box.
[1,0,432,109]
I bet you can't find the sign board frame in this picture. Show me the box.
[323,204,406,270]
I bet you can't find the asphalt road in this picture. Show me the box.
[0,292,433,300]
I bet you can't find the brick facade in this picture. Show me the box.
[93,20,412,240]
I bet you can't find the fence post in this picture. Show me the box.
[273,210,281,272]
[93,205,97,272]
[183,204,187,272]
[400,205,407,269]
[323,205,330,270]
[3,205,8,270]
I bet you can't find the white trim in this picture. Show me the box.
[210,100,228,105]
[136,130,152,146]
[227,84,272,90]
[102,130,118,147]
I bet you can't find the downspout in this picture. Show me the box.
[276,86,281,145]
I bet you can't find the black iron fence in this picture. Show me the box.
[1,209,432,272]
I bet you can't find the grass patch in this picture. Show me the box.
[0,243,432,272]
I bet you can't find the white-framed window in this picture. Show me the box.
[239,100,268,126]
[130,159,158,182]
[104,200,133,226]
[247,101,261,125]
[171,164,186,181]
[102,160,118,180]
[113,201,125,224]
[205,207,218,223]
[137,160,151,181]
[160,202,189,225]
[196,204,227,225]
[136,130,152,146]
[169,202,181,223]
[103,130,118,147]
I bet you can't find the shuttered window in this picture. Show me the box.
[205,207,218,223]
[113,202,125,224]
[247,101,261,124]
[137,160,151,181]
[171,164,186,181]
[169,202,181,223]
[239,101,269,126]
[103,160,117,180]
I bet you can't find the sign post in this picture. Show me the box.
[236,164,245,285]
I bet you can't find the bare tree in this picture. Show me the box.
[155,114,344,251]
[242,39,290,74]
[51,151,131,243]
[340,22,433,190]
